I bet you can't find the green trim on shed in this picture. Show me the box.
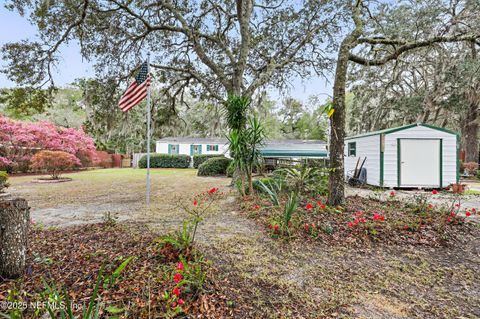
[379,134,384,186]
[346,123,459,140]
[439,139,443,188]
[397,139,401,187]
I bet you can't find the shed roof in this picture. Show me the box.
[345,123,458,140]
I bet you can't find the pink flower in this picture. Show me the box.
[174,273,183,283]
[431,189,438,195]
[176,261,184,271]
[305,203,314,210]
[30,218,36,225]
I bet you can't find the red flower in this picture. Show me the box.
[178,299,185,305]
[389,191,395,197]
[359,218,365,223]
[450,212,456,218]
[316,201,323,206]
[447,217,452,223]
[174,273,183,283]
[254,205,260,210]
[193,199,197,206]
[274,225,279,230]
[176,261,184,271]
[320,204,326,209]
[173,287,181,297]
[171,301,177,308]
[305,203,314,210]
[427,204,433,209]
[466,211,472,217]
[472,208,477,213]
[455,203,460,207]
[431,189,438,195]
[208,187,218,194]
[304,223,309,231]
[403,225,409,230]
[267,224,272,229]
[347,222,353,228]
[373,213,385,221]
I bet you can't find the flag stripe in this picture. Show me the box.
[119,78,150,108]
[119,82,139,104]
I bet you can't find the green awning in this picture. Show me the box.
[260,149,328,158]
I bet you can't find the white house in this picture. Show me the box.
[155,137,229,157]
[344,123,459,188]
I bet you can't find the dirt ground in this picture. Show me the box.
[6,169,480,318]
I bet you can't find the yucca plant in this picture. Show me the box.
[280,192,298,235]
[257,177,285,206]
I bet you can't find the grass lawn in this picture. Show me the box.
[2,168,479,318]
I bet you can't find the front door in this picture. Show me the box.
[399,139,440,187]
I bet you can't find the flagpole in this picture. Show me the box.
[146,53,151,205]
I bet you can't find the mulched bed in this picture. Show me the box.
[0,223,232,318]
[242,193,480,246]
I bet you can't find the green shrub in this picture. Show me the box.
[252,177,275,193]
[0,171,9,193]
[193,154,225,169]
[197,157,232,176]
[226,161,235,177]
[139,154,190,168]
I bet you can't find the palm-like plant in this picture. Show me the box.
[277,165,322,194]
[225,95,265,195]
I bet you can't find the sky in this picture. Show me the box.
[0,5,333,104]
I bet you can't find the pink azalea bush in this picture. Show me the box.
[0,114,97,172]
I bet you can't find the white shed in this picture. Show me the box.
[344,123,459,188]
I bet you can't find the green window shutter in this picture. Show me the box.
[199,145,202,155]
[190,144,194,156]
[176,144,180,154]
[168,144,171,154]
[215,145,218,151]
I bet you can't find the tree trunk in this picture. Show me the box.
[463,103,479,163]
[327,1,363,206]
[0,198,30,279]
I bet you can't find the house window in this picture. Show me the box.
[191,144,202,155]
[169,144,179,154]
[348,142,356,156]
[207,145,219,152]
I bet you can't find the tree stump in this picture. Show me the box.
[0,198,30,279]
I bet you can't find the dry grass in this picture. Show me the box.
[6,169,480,318]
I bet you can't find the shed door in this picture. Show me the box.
[399,139,440,187]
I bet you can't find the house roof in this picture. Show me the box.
[345,123,459,140]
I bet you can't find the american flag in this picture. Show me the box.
[119,62,151,112]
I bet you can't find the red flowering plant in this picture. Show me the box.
[155,187,225,260]
[163,256,209,316]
